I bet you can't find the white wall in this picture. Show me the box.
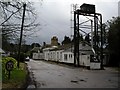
[43,47,92,68]
[33,53,38,59]
[50,51,56,61]
[79,55,90,66]
[62,52,74,64]
[33,53,44,60]
[90,62,101,69]
[44,51,49,60]
[56,50,64,62]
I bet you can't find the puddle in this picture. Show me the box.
[79,79,87,82]
[71,80,79,83]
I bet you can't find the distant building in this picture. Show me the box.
[118,1,120,16]
[31,47,44,60]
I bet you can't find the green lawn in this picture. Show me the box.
[2,63,27,88]
[0,68,2,81]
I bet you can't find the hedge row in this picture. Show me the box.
[2,57,17,80]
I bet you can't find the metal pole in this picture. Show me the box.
[96,16,98,53]
[91,20,93,49]
[77,13,80,67]
[74,11,76,66]
[17,4,26,68]
[94,14,97,55]
[100,14,104,70]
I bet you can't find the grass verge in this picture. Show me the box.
[2,62,28,88]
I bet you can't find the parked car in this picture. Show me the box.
[25,56,30,61]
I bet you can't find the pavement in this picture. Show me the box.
[25,59,120,89]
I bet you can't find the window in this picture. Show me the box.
[69,54,71,58]
[71,54,72,58]
[57,52,59,58]
[60,52,62,59]
[64,54,67,61]
[87,56,90,60]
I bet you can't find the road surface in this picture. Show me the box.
[26,59,119,88]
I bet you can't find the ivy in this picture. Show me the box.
[2,57,17,80]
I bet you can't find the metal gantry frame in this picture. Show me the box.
[74,3,103,69]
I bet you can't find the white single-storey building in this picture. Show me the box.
[62,48,74,64]
[31,47,44,60]
[43,46,58,61]
[34,42,101,69]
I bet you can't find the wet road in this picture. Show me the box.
[26,59,119,88]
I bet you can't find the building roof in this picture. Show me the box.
[31,47,42,52]
[62,43,94,55]
[42,42,94,55]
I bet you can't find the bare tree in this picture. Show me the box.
[0,0,42,43]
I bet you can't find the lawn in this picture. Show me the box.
[2,62,28,88]
[0,67,2,81]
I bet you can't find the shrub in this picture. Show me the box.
[10,52,27,62]
[2,57,17,80]
[19,52,27,62]
[2,57,17,70]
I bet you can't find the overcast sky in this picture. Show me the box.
[25,0,119,45]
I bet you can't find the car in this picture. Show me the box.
[25,56,30,61]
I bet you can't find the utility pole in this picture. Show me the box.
[100,14,104,70]
[91,20,93,49]
[74,9,80,67]
[77,12,80,67]
[17,3,26,68]
[73,6,77,67]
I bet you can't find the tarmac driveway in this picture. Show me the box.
[26,59,119,88]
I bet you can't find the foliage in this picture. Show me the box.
[2,43,31,54]
[10,52,27,62]
[62,36,72,45]
[21,44,31,53]
[0,56,2,81]
[106,17,120,66]
[2,63,27,88]
[31,43,41,48]
[72,34,84,42]
[19,52,27,62]
[26,51,31,57]
[2,57,17,80]
[0,0,41,51]
[2,57,17,70]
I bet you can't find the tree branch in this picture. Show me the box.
[0,6,22,25]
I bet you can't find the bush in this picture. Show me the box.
[10,52,27,62]
[19,52,27,62]
[2,57,17,70]
[2,57,17,80]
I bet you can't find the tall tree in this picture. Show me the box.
[72,34,83,42]
[31,43,41,48]
[107,17,120,66]
[62,36,72,45]
[0,0,41,50]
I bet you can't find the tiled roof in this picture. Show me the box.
[31,47,42,52]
